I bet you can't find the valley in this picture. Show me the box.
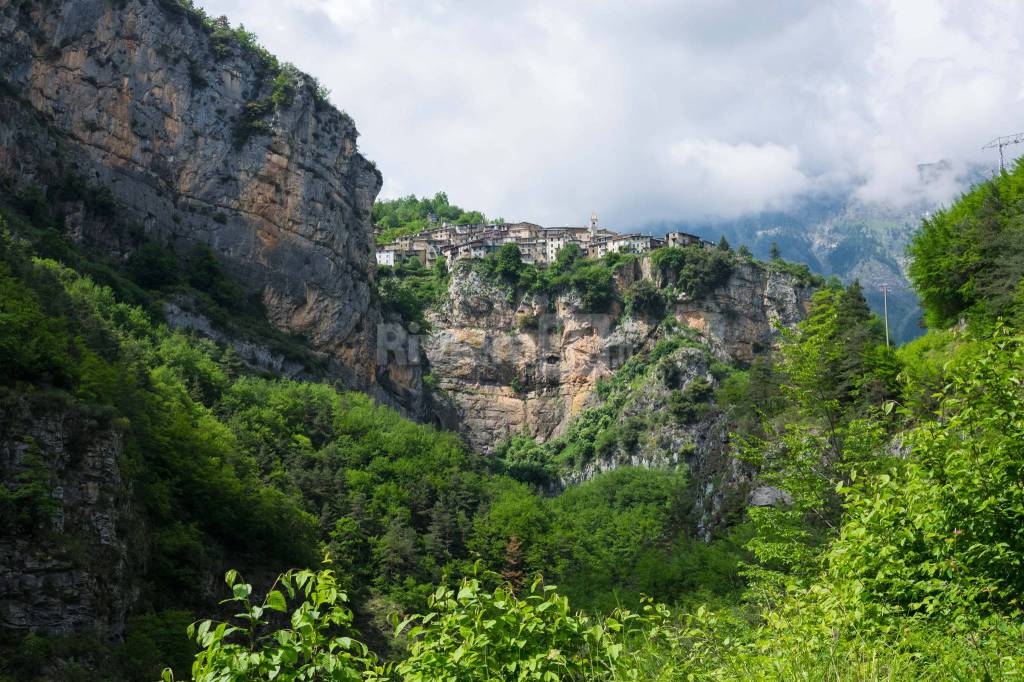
[0,1,1022,680]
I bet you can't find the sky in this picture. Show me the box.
[198,0,1024,228]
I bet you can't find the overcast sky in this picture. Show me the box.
[198,0,1024,228]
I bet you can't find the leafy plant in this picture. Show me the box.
[163,567,387,681]
[395,572,668,681]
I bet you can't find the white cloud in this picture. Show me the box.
[665,140,810,219]
[197,0,1024,227]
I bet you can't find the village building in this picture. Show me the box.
[375,214,704,267]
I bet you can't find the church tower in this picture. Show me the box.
[590,212,598,238]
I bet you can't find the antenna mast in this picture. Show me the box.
[880,284,890,348]
[982,132,1024,172]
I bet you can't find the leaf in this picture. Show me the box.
[233,582,253,600]
[266,590,288,613]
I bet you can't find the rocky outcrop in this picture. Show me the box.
[425,257,812,453]
[0,394,136,640]
[663,259,812,364]
[0,0,392,400]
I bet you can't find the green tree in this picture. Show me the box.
[625,279,666,318]
[493,243,523,283]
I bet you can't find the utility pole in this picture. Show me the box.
[880,284,890,348]
[982,132,1024,172]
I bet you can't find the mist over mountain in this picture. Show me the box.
[640,161,992,343]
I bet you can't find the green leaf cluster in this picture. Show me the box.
[374,193,488,245]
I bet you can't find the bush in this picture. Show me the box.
[650,245,733,299]
[625,279,666,318]
[909,158,1024,327]
[396,574,667,681]
[164,568,384,681]
[128,242,180,289]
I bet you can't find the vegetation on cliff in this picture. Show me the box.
[4,3,1024,676]
[0,198,734,678]
[160,162,1024,679]
[373,193,489,245]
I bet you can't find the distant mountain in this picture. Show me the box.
[642,164,990,344]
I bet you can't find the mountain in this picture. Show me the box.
[3,1,1023,679]
[0,0,436,413]
[644,166,989,345]
[0,1,811,676]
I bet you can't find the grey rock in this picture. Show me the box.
[0,0,394,398]
[0,397,136,640]
[749,485,793,507]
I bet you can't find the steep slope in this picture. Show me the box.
[0,0,401,402]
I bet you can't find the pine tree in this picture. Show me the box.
[769,241,781,260]
[219,346,245,379]
[717,236,732,252]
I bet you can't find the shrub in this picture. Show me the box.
[625,279,666,318]
[128,242,180,288]
[651,245,733,299]
[163,568,385,682]
[395,574,666,681]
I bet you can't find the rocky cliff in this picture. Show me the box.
[424,256,812,454]
[0,393,136,641]
[0,0,394,399]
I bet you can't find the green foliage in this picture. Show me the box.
[474,248,620,314]
[624,279,666,318]
[121,610,197,682]
[374,193,488,244]
[395,573,670,682]
[909,159,1024,328]
[481,455,741,612]
[650,245,733,299]
[270,65,299,109]
[0,250,74,386]
[731,281,899,606]
[165,568,386,682]
[492,242,523,282]
[766,257,825,287]
[376,256,448,330]
[232,98,274,148]
[128,241,181,289]
[667,377,712,424]
[0,438,59,535]
[829,325,1024,621]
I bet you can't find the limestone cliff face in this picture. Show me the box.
[424,267,655,452]
[425,258,812,453]
[0,0,387,395]
[0,396,136,640]
[653,258,812,364]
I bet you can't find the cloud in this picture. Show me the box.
[196,0,1024,227]
[664,140,810,219]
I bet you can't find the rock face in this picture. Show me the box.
[0,396,135,640]
[663,258,812,364]
[0,0,389,398]
[425,258,812,453]
[423,266,653,452]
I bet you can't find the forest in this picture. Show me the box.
[3,159,1024,680]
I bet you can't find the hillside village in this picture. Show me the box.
[375,213,713,267]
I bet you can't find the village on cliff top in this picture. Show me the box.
[375,213,714,267]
